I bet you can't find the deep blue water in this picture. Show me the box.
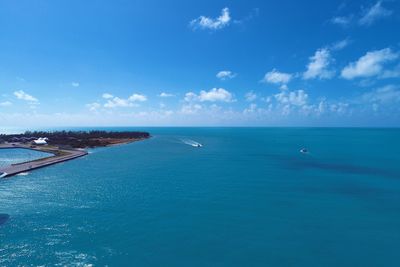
[0,148,53,168]
[1,128,400,266]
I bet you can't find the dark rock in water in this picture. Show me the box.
[0,214,10,225]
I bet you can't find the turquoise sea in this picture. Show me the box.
[1,128,400,266]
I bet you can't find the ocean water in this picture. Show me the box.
[0,128,400,266]
[0,148,53,168]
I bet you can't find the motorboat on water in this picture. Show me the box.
[300,148,308,154]
[193,143,202,148]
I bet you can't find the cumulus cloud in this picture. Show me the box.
[216,70,236,80]
[275,90,308,107]
[262,69,292,86]
[328,102,349,115]
[14,90,39,103]
[0,101,12,107]
[159,92,174,97]
[102,93,113,99]
[199,88,233,102]
[104,97,134,108]
[129,93,147,102]
[184,92,198,102]
[181,104,202,114]
[303,48,334,80]
[245,91,257,102]
[243,103,258,114]
[184,88,234,102]
[359,1,392,26]
[341,48,399,79]
[71,82,80,87]
[98,93,147,109]
[190,7,231,30]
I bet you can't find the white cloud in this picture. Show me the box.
[361,85,400,104]
[245,91,257,102]
[331,16,352,26]
[243,103,258,114]
[98,93,147,109]
[341,48,399,79]
[184,88,234,103]
[216,70,236,80]
[159,92,174,97]
[331,1,392,28]
[303,48,334,80]
[280,84,289,90]
[71,82,80,87]
[86,102,101,112]
[199,88,233,102]
[129,93,147,102]
[328,102,349,114]
[190,7,231,30]
[184,92,198,102]
[0,101,12,107]
[181,104,202,114]
[275,90,308,107]
[14,90,39,103]
[359,1,392,26]
[104,97,134,108]
[102,93,114,99]
[380,66,400,78]
[331,39,351,51]
[262,69,292,85]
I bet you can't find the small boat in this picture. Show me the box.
[300,148,308,154]
[194,143,202,148]
[0,172,8,178]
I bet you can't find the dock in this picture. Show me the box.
[0,144,88,178]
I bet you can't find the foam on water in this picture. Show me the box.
[181,138,202,147]
[16,172,30,176]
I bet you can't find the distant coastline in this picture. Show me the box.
[0,130,150,178]
[0,130,150,149]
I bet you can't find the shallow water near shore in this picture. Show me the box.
[0,148,53,168]
[1,128,400,266]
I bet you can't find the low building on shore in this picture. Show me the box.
[33,137,48,145]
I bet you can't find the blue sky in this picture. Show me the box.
[0,0,399,127]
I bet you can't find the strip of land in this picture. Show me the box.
[0,143,88,177]
[0,130,150,178]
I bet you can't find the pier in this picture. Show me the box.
[0,144,88,178]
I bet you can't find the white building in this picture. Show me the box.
[33,137,48,145]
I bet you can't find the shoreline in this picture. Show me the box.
[0,137,149,178]
[0,143,88,178]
